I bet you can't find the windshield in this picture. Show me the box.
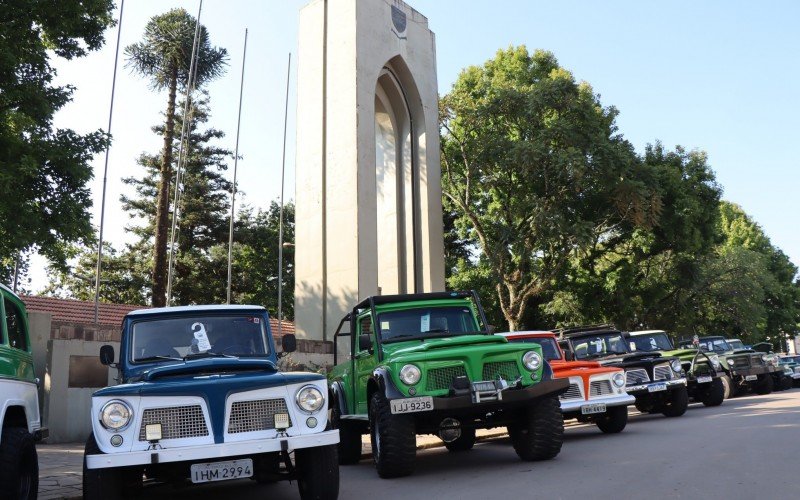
[377,306,481,342]
[630,333,673,352]
[131,315,270,362]
[570,333,629,360]
[507,337,562,361]
[727,340,746,350]
[695,338,731,353]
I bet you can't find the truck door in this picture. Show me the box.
[354,314,377,415]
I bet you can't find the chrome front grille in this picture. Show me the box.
[138,405,208,441]
[732,356,750,369]
[750,354,765,367]
[427,366,468,391]
[560,383,582,401]
[653,364,672,381]
[228,398,291,434]
[483,361,520,382]
[626,369,650,385]
[590,380,614,396]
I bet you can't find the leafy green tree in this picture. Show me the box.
[0,0,114,278]
[441,47,659,330]
[125,8,227,306]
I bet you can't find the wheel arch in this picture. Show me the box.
[2,405,28,430]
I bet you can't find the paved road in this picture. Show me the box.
[136,389,800,500]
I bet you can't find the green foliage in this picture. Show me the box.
[441,46,658,330]
[0,0,114,275]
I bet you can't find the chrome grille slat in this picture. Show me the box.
[625,368,650,385]
[653,364,672,381]
[228,398,291,434]
[559,383,582,401]
[427,366,468,391]
[138,405,208,441]
[482,361,520,381]
[589,380,613,396]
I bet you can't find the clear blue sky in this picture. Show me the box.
[33,0,800,289]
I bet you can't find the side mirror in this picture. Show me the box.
[281,334,297,353]
[359,334,373,352]
[564,350,575,361]
[99,345,115,366]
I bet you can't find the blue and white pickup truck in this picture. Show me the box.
[83,305,339,499]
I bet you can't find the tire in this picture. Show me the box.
[508,395,564,461]
[634,399,653,413]
[779,375,793,391]
[295,444,339,500]
[444,428,476,452]
[369,392,416,478]
[82,433,141,500]
[755,374,773,395]
[720,375,735,399]
[0,427,38,500]
[661,386,689,417]
[330,401,363,465]
[595,405,628,434]
[700,378,725,407]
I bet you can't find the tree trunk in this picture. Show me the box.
[151,66,178,307]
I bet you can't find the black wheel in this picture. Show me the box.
[779,375,793,391]
[701,378,725,407]
[661,386,689,417]
[634,399,653,413]
[369,392,416,478]
[295,444,339,500]
[755,374,773,395]
[444,427,476,452]
[595,405,628,434]
[720,375,735,399]
[330,401,363,465]
[0,427,38,500]
[508,395,564,461]
[82,433,141,500]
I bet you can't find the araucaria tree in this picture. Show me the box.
[0,0,114,281]
[125,8,227,306]
[441,47,659,330]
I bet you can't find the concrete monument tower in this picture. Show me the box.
[295,0,445,341]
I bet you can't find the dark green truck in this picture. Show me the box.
[625,330,724,407]
[328,291,568,478]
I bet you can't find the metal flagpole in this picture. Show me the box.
[277,53,291,336]
[166,0,204,305]
[93,0,125,324]
[226,28,248,304]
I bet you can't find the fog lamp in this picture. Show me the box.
[145,423,162,441]
[275,413,290,430]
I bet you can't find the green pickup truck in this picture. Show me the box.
[328,291,568,478]
[1,284,46,499]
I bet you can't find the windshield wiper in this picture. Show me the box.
[184,351,237,360]
[136,355,182,363]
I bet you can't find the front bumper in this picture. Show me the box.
[426,378,569,414]
[560,393,636,413]
[626,378,686,395]
[85,430,339,470]
[730,366,772,378]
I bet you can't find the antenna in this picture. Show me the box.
[93,0,125,324]
[226,28,249,304]
[166,0,204,305]
[277,53,292,336]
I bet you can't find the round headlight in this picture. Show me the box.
[726,358,735,366]
[523,351,542,371]
[709,354,721,369]
[612,372,625,388]
[399,364,421,385]
[761,354,768,363]
[296,385,325,413]
[671,360,683,373]
[100,400,132,430]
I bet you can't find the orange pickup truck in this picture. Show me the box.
[499,331,635,433]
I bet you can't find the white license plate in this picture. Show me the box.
[697,376,712,384]
[581,403,607,415]
[745,375,758,381]
[648,383,668,392]
[390,396,434,414]
[191,459,253,484]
